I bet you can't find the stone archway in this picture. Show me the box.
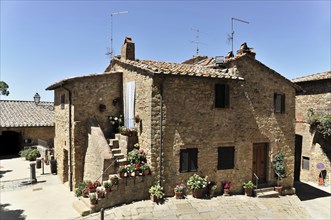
[0,131,21,156]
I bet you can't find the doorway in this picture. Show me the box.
[253,143,268,184]
[0,131,21,156]
[294,135,303,181]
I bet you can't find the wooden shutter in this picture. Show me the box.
[218,147,235,170]
[180,150,188,172]
[281,94,285,114]
[215,84,229,108]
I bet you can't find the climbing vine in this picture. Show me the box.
[307,108,331,138]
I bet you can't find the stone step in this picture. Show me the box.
[254,187,275,194]
[256,190,279,198]
[115,133,121,140]
[111,148,121,154]
[116,158,127,166]
[114,153,124,159]
[72,198,91,216]
[109,139,119,149]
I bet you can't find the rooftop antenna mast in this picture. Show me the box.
[191,28,207,56]
[109,11,128,61]
[229,17,249,53]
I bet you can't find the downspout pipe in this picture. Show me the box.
[159,82,164,186]
[62,85,73,192]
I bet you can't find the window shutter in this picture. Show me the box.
[218,147,235,170]
[189,149,198,171]
[281,94,285,114]
[180,150,188,172]
[274,93,281,113]
[215,84,229,108]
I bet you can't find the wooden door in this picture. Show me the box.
[253,143,267,183]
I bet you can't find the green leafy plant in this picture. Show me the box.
[117,166,127,174]
[20,148,40,161]
[187,174,208,190]
[127,149,147,164]
[243,180,256,189]
[109,115,124,133]
[273,151,287,186]
[307,108,331,138]
[75,180,90,197]
[149,184,165,199]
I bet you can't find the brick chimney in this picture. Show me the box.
[121,36,135,61]
[236,42,256,59]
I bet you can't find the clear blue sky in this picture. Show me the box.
[1,0,330,101]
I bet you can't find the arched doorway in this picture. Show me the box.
[0,131,21,156]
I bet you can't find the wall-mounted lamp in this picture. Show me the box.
[33,92,54,111]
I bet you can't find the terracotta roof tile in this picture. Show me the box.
[0,100,54,127]
[292,71,331,83]
[114,58,244,80]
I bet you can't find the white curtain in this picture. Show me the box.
[124,81,135,129]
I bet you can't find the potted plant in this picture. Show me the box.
[117,166,127,178]
[89,193,97,205]
[87,181,96,193]
[127,164,136,176]
[140,164,151,176]
[243,180,256,196]
[149,184,165,203]
[93,180,101,188]
[174,184,186,199]
[103,181,112,192]
[187,174,208,199]
[207,181,217,198]
[222,180,232,196]
[111,175,119,185]
[273,151,287,193]
[96,187,105,198]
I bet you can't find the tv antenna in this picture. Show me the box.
[107,11,128,61]
[228,17,249,53]
[190,28,207,56]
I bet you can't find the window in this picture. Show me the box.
[302,156,309,170]
[61,94,65,109]
[180,148,198,172]
[218,147,235,170]
[215,84,229,108]
[274,93,285,114]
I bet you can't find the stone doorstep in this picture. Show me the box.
[254,187,275,194]
[256,190,280,198]
[72,198,91,216]
[113,153,125,159]
[111,148,121,154]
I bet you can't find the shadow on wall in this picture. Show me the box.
[0,203,25,220]
[294,181,331,201]
[313,133,331,163]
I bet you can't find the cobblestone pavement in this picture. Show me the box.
[77,194,311,220]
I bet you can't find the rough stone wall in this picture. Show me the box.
[0,127,54,149]
[84,125,113,182]
[111,63,155,172]
[295,79,331,182]
[91,176,153,213]
[52,73,122,187]
[153,55,296,195]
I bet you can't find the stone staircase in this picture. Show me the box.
[72,197,92,216]
[109,134,128,167]
[254,187,280,198]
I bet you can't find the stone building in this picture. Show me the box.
[0,100,54,156]
[48,37,299,196]
[292,71,331,184]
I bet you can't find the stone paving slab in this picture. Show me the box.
[78,194,312,220]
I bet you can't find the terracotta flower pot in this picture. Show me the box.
[143,169,150,176]
[175,192,184,199]
[90,199,97,205]
[274,186,282,193]
[245,188,253,196]
[223,188,230,196]
[193,188,205,199]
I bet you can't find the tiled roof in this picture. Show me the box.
[0,100,54,127]
[112,58,244,80]
[292,71,331,83]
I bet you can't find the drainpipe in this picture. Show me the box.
[62,85,73,192]
[159,82,164,186]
